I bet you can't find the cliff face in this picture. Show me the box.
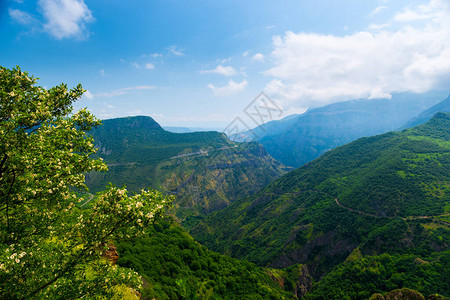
[163,142,291,216]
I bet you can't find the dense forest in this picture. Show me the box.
[117,218,292,299]
[190,113,450,297]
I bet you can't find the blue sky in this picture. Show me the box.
[2,0,449,128]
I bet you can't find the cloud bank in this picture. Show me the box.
[265,0,450,107]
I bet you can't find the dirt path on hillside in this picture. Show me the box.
[170,145,238,159]
[334,198,382,218]
[334,198,450,224]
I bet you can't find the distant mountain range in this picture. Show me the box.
[232,92,449,168]
[86,116,290,217]
[191,113,450,296]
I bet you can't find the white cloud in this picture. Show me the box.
[96,86,156,98]
[201,65,237,76]
[99,69,105,76]
[208,79,248,96]
[83,90,93,99]
[145,63,155,70]
[9,9,36,25]
[368,23,391,30]
[265,0,450,107]
[143,53,162,58]
[242,51,249,57]
[393,0,442,22]
[370,6,387,15]
[217,57,231,64]
[167,45,184,56]
[39,0,94,39]
[132,62,140,68]
[252,53,265,61]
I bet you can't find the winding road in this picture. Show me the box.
[170,145,238,159]
[334,198,381,218]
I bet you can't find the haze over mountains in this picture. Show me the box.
[403,94,450,129]
[233,92,450,168]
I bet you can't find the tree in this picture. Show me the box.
[0,66,172,298]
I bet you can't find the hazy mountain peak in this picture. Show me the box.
[101,115,163,130]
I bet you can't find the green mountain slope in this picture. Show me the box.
[117,218,294,299]
[86,116,290,216]
[305,252,449,299]
[236,92,446,168]
[191,113,450,281]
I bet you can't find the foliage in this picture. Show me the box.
[0,66,171,299]
[306,252,449,299]
[117,218,292,299]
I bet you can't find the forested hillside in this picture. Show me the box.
[117,217,293,299]
[191,113,450,297]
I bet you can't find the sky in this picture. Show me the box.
[1,0,450,129]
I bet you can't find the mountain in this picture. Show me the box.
[191,113,450,287]
[234,92,447,168]
[403,94,450,129]
[86,116,290,216]
[231,113,301,142]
